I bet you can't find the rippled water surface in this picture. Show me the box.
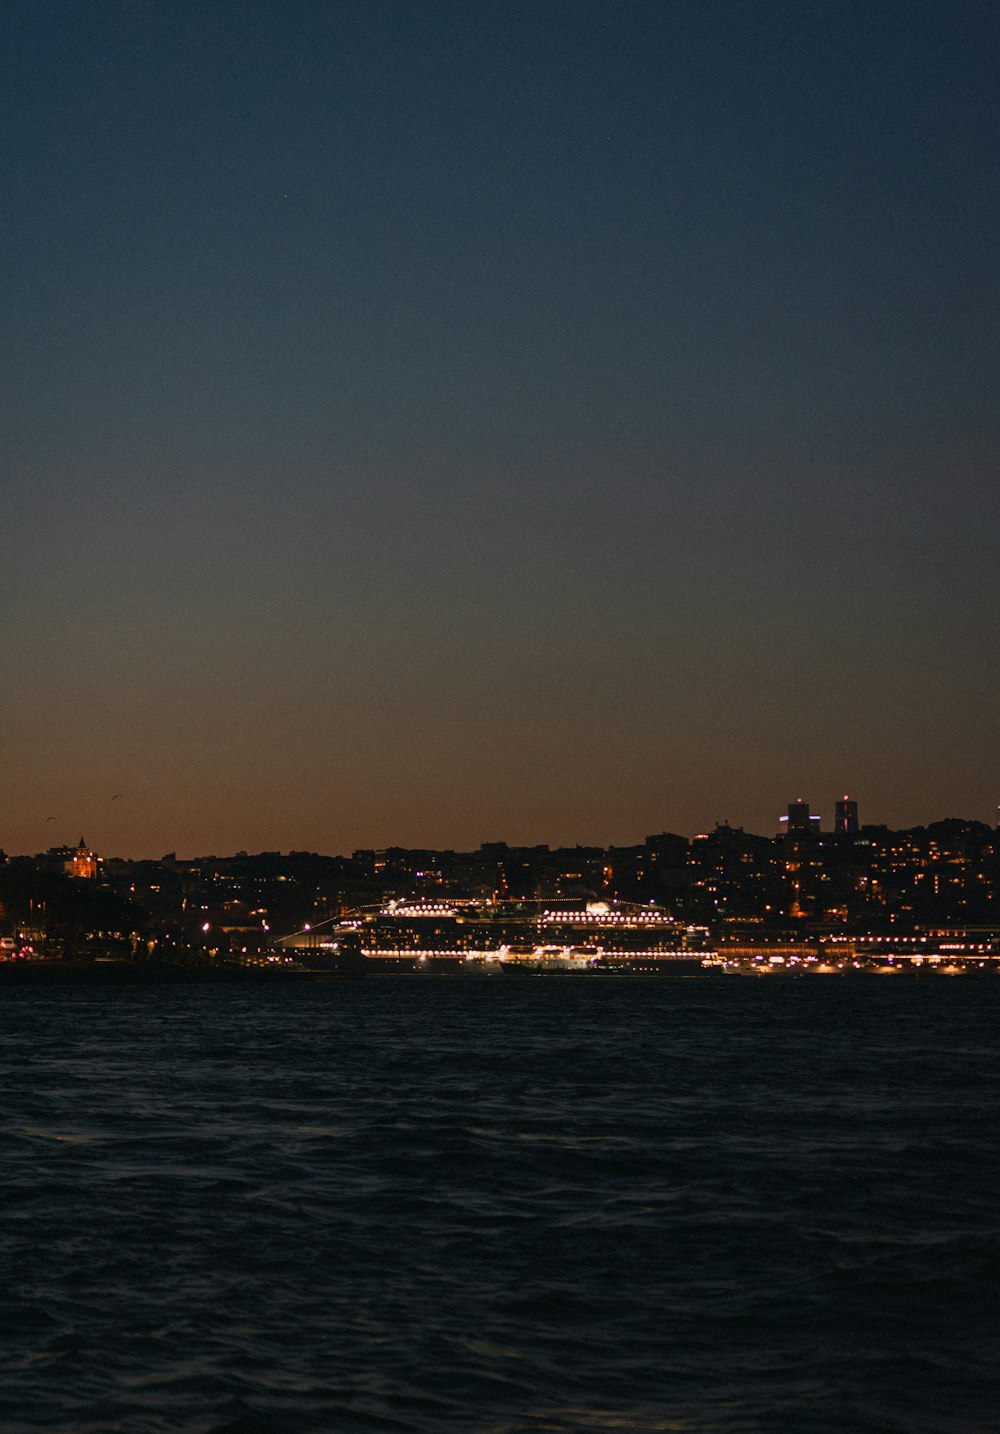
[1,976,998,1433]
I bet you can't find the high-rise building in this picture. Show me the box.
[833,796,859,835]
[780,798,821,836]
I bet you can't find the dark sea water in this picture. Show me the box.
[1,975,998,1434]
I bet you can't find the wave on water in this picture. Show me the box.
[0,979,997,1433]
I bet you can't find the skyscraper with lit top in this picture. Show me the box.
[780,799,821,836]
[833,796,859,835]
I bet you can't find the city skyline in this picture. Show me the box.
[8,790,1000,865]
[6,806,999,970]
[4,0,997,860]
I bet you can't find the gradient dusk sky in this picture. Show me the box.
[3,0,997,858]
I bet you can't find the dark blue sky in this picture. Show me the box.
[3,0,998,856]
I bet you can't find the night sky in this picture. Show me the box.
[3,0,997,858]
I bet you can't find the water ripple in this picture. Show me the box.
[0,978,996,1433]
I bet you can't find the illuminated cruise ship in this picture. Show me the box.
[280,898,712,973]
